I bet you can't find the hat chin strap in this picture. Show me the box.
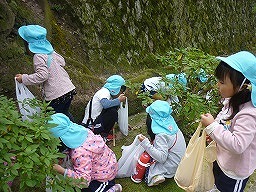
[238,78,247,92]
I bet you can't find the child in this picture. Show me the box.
[15,25,76,121]
[138,100,186,187]
[50,113,122,192]
[81,75,127,139]
[140,73,187,102]
[201,51,256,192]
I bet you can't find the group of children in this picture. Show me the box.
[16,24,256,192]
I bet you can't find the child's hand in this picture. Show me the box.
[118,93,127,102]
[138,134,146,142]
[53,164,65,175]
[15,74,23,83]
[206,135,213,143]
[200,113,214,127]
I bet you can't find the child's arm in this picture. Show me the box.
[53,164,66,175]
[100,94,126,109]
[21,54,49,85]
[140,134,170,164]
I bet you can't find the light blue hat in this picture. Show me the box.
[146,100,178,135]
[166,73,187,87]
[198,68,208,83]
[49,113,88,149]
[103,75,125,96]
[216,51,256,107]
[18,25,54,54]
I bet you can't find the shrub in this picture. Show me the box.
[0,95,85,192]
[133,48,221,141]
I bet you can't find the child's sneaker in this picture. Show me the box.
[106,134,115,141]
[114,184,122,192]
[107,184,122,192]
[147,175,165,187]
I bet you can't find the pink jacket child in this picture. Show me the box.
[49,113,122,192]
[201,51,256,192]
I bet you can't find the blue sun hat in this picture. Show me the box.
[216,51,256,107]
[18,25,54,54]
[166,73,187,88]
[146,100,179,135]
[49,113,88,149]
[103,75,125,96]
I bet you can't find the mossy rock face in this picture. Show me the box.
[0,1,15,38]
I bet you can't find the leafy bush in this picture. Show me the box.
[133,48,221,141]
[0,96,85,192]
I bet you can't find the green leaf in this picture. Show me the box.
[41,133,50,140]
[0,118,14,125]
[26,179,37,187]
[30,154,41,164]
[44,158,50,167]
[0,138,9,144]
[25,136,33,143]
[11,168,19,176]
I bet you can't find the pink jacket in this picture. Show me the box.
[206,101,256,179]
[66,130,118,184]
[22,51,75,101]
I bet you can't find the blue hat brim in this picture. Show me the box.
[151,116,178,135]
[49,114,88,149]
[28,39,53,54]
[216,56,241,73]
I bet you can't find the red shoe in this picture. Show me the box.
[106,134,115,141]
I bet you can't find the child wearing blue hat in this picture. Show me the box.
[50,113,122,192]
[15,25,76,121]
[138,100,186,187]
[81,75,127,139]
[140,73,187,103]
[201,51,256,192]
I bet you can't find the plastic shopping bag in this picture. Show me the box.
[118,98,129,136]
[15,79,40,121]
[116,135,145,178]
[174,123,216,192]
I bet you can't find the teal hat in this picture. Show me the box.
[216,51,256,107]
[49,113,88,149]
[103,75,125,96]
[146,100,178,135]
[18,25,54,54]
[166,73,187,87]
[198,68,208,83]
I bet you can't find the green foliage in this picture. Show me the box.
[131,48,221,140]
[0,95,86,191]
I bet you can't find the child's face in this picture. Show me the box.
[217,75,236,98]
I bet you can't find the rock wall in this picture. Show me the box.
[50,0,256,71]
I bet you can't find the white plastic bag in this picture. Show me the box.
[116,135,145,178]
[118,98,129,136]
[174,123,216,192]
[15,79,40,121]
